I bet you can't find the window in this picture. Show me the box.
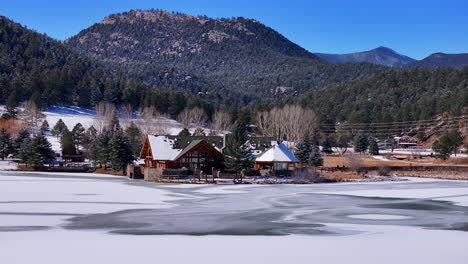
[275,163,288,170]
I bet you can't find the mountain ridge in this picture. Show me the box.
[64,9,388,105]
[315,46,416,67]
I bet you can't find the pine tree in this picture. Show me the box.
[90,129,113,168]
[178,128,191,136]
[51,119,67,138]
[224,123,252,174]
[354,135,369,154]
[308,144,323,167]
[19,134,55,167]
[40,120,50,133]
[6,92,19,119]
[13,129,30,156]
[322,135,335,155]
[295,133,312,163]
[0,128,13,160]
[71,123,85,149]
[109,130,135,173]
[61,128,77,155]
[124,122,142,155]
[369,137,379,155]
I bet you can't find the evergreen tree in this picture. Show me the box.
[30,91,42,110]
[19,134,55,167]
[322,135,335,155]
[0,128,13,160]
[354,135,369,153]
[178,128,191,136]
[369,137,380,155]
[61,128,77,155]
[433,130,465,159]
[71,123,86,149]
[108,130,135,172]
[40,120,50,133]
[13,128,30,156]
[90,129,113,168]
[51,119,67,138]
[295,133,312,163]
[6,92,19,119]
[224,123,252,173]
[124,122,142,155]
[308,144,323,167]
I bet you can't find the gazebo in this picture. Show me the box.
[254,141,300,171]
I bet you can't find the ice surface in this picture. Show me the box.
[1,172,468,264]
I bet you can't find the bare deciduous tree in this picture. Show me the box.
[94,102,116,132]
[120,104,133,130]
[212,110,232,133]
[19,100,45,132]
[256,105,318,143]
[178,107,207,129]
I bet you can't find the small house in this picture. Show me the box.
[254,141,300,171]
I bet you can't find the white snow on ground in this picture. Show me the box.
[0,160,17,170]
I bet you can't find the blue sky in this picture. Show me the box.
[1,0,467,59]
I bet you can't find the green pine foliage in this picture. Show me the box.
[108,130,135,172]
[6,92,18,119]
[354,135,369,153]
[40,120,50,133]
[61,128,77,155]
[224,123,252,173]
[301,67,468,124]
[432,130,464,159]
[51,119,67,138]
[369,137,379,155]
[71,123,86,149]
[308,144,323,167]
[13,128,30,156]
[295,133,313,163]
[19,134,55,167]
[90,129,113,168]
[0,128,13,160]
[178,128,191,136]
[124,122,143,156]
[322,136,335,155]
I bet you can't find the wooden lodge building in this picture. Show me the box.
[140,135,224,173]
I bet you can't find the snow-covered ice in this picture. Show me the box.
[1,171,468,264]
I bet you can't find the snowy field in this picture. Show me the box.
[1,171,468,264]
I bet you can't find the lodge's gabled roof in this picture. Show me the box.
[255,142,299,162]
[145,136,223,161]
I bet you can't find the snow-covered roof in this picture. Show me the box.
[148,135,182,161]
[255,142,299,162]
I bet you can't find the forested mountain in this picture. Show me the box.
[0,16,216,117]
[298,67,468,124]
[315,47,416,67]
[65,9,388,105]
[405,53,468,69]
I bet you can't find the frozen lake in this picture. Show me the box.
[1,171,468,264]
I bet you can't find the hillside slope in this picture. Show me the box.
[316,47,416,67]
[405,53,468,69]
[0,16,210,115]
[65,9,389,105]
